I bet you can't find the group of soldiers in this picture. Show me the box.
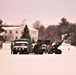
[29,43,52,54]
[29,40,63,54]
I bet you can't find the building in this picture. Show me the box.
[2,25,38,41]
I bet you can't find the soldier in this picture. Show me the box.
[0,41,3,49]
[29,44,33,54]
[46,44,52,54]
[10,42,14,54]
[33,43,39,54]
[33,42,42,54]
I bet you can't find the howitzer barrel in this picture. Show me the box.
[52,40,63,50]
[44,34,51,41]
[33,34,51,54]
[52,34,69,49]
[41,34,51,44]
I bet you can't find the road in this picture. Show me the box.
[0,43,76,75]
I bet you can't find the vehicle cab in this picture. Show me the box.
[12,38,30,54]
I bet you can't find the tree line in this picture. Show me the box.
[0,19,5,42]
[0,17,76,46]
[33,17,76,46]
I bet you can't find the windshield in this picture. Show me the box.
[14,43,28,46]
[15,39,29,43]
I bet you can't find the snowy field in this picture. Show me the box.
[0,43,76,75]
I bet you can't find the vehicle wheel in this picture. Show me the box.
[24,51,29,54]
[39,51,43,54]
[48,51,53,54]
[57,49,62,54]
[13,50,17,54]
[34,49,39,54]
[19,52,24,54]
[55,50,58,54]
[33,49,43,54]
[55,49,62,54]
[26,52,29,54]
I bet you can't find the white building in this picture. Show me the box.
[2,25,38,41]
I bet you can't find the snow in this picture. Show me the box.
[2,26,38,31]
[2,27,19,30]
[0,43,76,75]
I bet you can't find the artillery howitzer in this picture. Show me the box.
[33,34,51,54]
[51,41,63,54]
[33,34,65,54]
[51,34,68,54]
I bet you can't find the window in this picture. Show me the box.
[5,31,7,33]
[16,36,18,39]
[10,30,12,33]
[16,31,18,33]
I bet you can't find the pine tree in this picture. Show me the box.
[69,25,76,46]
[0,19,3,24]
[59,17,69,34]
[21,25,31,40]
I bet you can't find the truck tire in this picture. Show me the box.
[13,50,17,54]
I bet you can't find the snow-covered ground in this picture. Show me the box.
[0,43,76,75]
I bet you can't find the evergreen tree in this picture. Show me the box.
[0,27,5,32]
[68,24,76,46]
[59,17,69,26]
[59,17,69,34]
[0,19,5,42]
[21,25,31,40]
[0,19,3,24]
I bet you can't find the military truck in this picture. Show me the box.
[11,38,30,54]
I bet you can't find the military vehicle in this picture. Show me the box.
[33,34,51,54]
[11,34,68,54]
[11,38,30,54]
[50,41,63,54]
[33,34,68,54]
[50,34,68,54]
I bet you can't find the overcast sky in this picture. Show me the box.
[0,0,76,27]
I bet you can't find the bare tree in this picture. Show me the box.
[33,21,45,39]
[38,25,45,39]
[33,21,41,30]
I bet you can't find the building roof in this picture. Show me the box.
[2,25,38,31]
[2,27,19,30]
